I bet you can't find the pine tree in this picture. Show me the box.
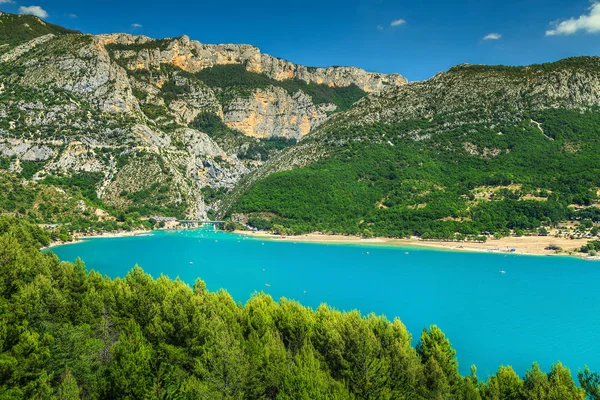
[55,370,81,400]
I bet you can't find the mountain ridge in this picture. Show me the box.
[224,56,600,175]
[224,56,600,239]
[0,12,404,230]
[96,33,408,93]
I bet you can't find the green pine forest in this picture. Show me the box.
[0,217,599,399]
[232,108,600,239]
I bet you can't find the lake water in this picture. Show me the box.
[47,228,600,379]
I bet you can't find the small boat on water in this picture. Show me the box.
[265,283,271,287]
[189,262,194,265]
[499,270,506,274]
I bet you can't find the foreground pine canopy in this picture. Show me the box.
[0,217,597,399]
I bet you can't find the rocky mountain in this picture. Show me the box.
[97,33,405,139]
[97,33,406,92]
[0,12,405,224]
[234,57,600,177]
[225,57,600,238]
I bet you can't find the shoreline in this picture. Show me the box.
[44,226,599,261]
[234,230,600,260]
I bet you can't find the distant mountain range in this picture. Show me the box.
[1,12,600,239]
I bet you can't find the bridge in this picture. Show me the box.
[177,220,226,228]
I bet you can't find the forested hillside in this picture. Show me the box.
[0,217,597,399]
[227,59,600,239]
[0,12,78,46]
[0,12,403,231]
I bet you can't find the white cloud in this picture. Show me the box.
[546,2,600,36]
[390,19,406,27]
[68,13,78,19]
[483,33,502,40]
[131,23,142,28]
[376,24,384,31]
[18,5,49,18]
[0,0,16,4]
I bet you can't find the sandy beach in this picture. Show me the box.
[45,226,598,261]
[43,229,152,249]
[235,230,599,260]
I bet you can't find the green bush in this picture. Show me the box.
[19,160,46,179]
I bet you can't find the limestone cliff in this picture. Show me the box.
[97,34,407,93]
[222,87,335,139]
[97,33,407,139]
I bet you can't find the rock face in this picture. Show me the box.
[0,139,57,161]
[13,34,139,114]
[98,34,408,93]
[222,87,335,139]
[0,34,55,63]
[95,33,407,138]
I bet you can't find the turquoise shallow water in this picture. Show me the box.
[47,229,600,378]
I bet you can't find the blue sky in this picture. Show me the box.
[2,0,600,81]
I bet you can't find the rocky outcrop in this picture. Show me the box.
[100,34,407,93]
[46,141,106,173]
[95,33,154,46]
[0,34,55,63]
[0,139,57,161]
[4,34,140,114]
[179,128,249,188]
[222,87,335,139]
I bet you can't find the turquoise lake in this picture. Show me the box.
[47,229,600,379]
